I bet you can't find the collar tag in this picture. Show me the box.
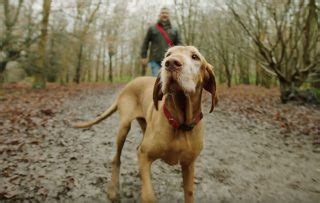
[179,123,195,131]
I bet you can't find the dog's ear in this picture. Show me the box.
[203,63,217,113]
[153,73,163,110]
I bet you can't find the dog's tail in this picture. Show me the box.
[72,101,117,128]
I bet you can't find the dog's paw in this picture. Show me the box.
[106,184,119,201]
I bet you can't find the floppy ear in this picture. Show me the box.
[203,63,217,113]
[153,73,163,110]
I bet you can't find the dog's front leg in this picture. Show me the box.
[181,162,195,203]
[138,149,155,203]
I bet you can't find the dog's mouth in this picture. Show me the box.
[165,76,183,93]
[161,69,193,94]
[161,67,198,94]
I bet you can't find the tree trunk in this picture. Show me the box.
[225,65,231,87]
[279,79,295,103]
[86,51,93,82]
[304,0,319,88]
[74,43,83,84]
[141,64,147,76]
[95,44,102,82]
[2,0,23,51]
[218,70,225,84]
[255,64,260,86]
[108,54,113,82]
[33,0,52,88]
[238,55,250,84]
[119,45,124,79]
[216,61,225,84]
[256,64,272,88]
[261,72,272,88]
[102,45,106,81]
[114,55,118,78]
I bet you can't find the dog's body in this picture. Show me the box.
[74,46,216,203]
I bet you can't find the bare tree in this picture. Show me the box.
[73,1,101,84]
[173,0,201,45]
[1,0,23,52]
[229,0,320,102]
[32,0,52,88]
[105,0,128,82]
[209,15,234,87]
[1,0,317,105]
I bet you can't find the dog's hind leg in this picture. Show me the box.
[106,96,139,201]
[106,119,131,201]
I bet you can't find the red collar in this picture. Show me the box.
[163,99,203,131]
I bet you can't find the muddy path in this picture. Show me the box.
[1,85,320,202]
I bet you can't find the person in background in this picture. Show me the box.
[141,7,181,76]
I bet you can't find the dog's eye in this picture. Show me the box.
[166,52,171,57]
[191,54,199,60]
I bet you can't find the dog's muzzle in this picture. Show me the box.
[164,57,182,72]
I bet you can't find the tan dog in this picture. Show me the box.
[73,46,217,203]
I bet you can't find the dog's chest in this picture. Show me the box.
[161,134,202,165]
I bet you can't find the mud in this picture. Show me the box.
[1,86,319,202]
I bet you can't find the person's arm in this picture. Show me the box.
[141,26,152,59]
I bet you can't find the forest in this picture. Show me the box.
[1,0,319,102]
[0,0,319,202]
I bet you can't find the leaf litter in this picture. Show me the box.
[0,83,319,201]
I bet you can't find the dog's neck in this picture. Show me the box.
[164,89,202,124]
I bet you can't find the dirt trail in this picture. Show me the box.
[1,86,320,202]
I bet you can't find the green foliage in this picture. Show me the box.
[112,75,133,83]
[303,88,320,104]
[32,79,46,89]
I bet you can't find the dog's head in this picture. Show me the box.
[153,46,217,112]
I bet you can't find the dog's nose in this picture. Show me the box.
[165,58,182,71]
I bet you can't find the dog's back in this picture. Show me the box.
[73,76,156,128]
[116,76,156,119]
